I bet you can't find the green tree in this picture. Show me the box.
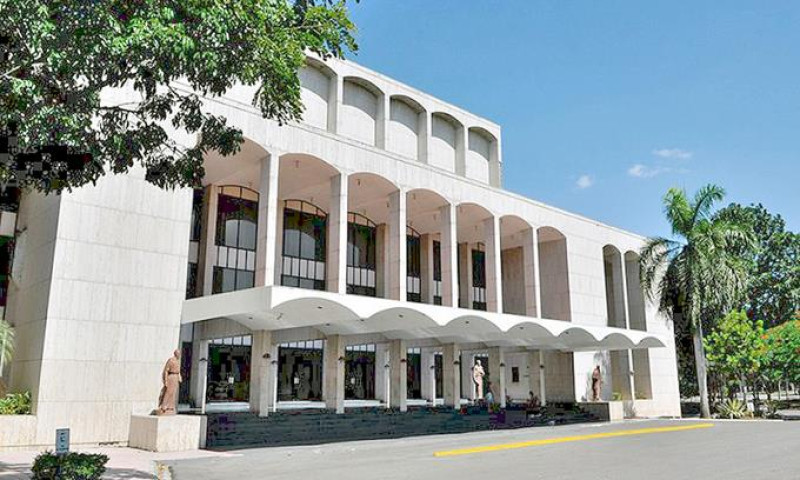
[761,318,800,396]
[704,310,764,408]
[0,0,357,193]
[716,203,799,327]
[640,185,753,418]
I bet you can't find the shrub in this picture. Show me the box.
[31,451,109,480]
[715,398,750,419]
[0,391,31,415]
[611,392,622,401]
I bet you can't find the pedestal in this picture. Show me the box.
[128,415,207,452]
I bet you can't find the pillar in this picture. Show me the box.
[442,344,460,409]
[440,204,458,307]
[256,152,280,287]
[388,190,407,301]
[201,186,219,296]
[191,338,210,412]
[374,343,389,404]
[420,348,436,404]
[327,173,348,293]
[420,233,435,304]
[455,125,467,177]
[324,335,345,413]
[533,228,543,318]
[327,72,342,134]
[250,330,275,416]
[418,110,431,164]
[539,350,547,406]
[389,340,407,412]
[376,93,390,149]
[619,258,637,399]
[526,351,540,403]
[458,243,473,309]
[484,216,503,313]
[488,347,506,408]
[522,228,538,317]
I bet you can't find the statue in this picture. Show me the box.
[472,359,485,400]
[157,349,182,415]
[591,365,602,401]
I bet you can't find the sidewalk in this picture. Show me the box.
[0,447,229,480]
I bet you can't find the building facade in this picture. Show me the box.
[0,57,680,449]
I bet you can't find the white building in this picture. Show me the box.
[0,56,680,449]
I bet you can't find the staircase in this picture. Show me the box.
[205,404,601,450]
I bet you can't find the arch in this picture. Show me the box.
[347,172,399,225]
[340,76,383,146]
[499,215,535,316]
[406,188,450,235]
[278,153,340,212]
[603,245,626,329]
[456,202,493,244]
[202,137,269,187]
[430,112,463,173]
[299,59,335,130]
[388,95,425,160]
[537,226,571,321]
[624,250,647,331]
[466,127,495,184]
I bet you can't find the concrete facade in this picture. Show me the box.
[0,55,680,449]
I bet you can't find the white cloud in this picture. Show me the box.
[576,174,593,189]
[652,148,693,160]
[628,164,670,178]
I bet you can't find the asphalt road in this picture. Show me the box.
[165,419,800,480]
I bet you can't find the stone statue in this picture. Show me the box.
[473,359,485,400]
[591,365,602,401]
[157,349,182,415]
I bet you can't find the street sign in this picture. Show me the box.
[55,428,70,454]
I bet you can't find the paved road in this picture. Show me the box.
[165,419,800,480]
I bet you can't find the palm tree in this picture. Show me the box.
[640,184,753,418]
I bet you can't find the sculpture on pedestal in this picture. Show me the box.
[591,365,602,401]
[157,349,182,415]
[472,359,485,400]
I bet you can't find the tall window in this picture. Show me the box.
[212,186,258,294]
[347,213,377,297]
[472,244,487,311]
[432,240,442,305]
[281,200,327,290]
[406,226,421,302]
[186,188,204,299]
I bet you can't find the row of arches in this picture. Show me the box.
[299,59,501,186]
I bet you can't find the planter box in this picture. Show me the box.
[0,415,37,450]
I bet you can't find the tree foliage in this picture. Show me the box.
[716,203,799,327]
[704,310,764,387]
[639,184,754,417]
[761,317,800,387]
[0,0,357,193]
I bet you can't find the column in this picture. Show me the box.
[327,72,342,134]
[376,93,390,149]
[455,125,467,177]
[250,330,275,416]
[539,350,547,406]
[620,258,637,399]
[484,216,503,313]
[417,110,431,164]
[489,137,502,188]
[522,228,538,317]
[327,173,348,293]
[533,228,543,318]
[389,340,407,412]
[458,243,473,309]
[256,152,280,287]
[324,335,345,413]
[442,344,460,409]
[488,347,506,408]
[387,190,407,301]
[526,350,540,403]
[201,186,219,296]
[420,233,435,304]
[420,348,436,404]
[374,343,389,404]
[191,338,210,412]
[440,204,458,307]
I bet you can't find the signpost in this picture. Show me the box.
[55,428,70,455]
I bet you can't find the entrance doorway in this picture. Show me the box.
[278,340,324,401]
[207,337,252,402]
[346,344,376,400]
[407,348,422,399]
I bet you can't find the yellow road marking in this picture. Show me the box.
[433,423,714,457]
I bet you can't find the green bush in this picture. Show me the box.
[0,391,31,415]
[31,451,109,480]
[715,398,750,419]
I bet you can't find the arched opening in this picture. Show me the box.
[537,227,571,321]
[406,189,451,306]
[212,186,259,294]
[340,77,383,146]
[347,173,400,299]
[430,112,462,173]
[389,95,425,161]
[625,251,653,399]
[278,154,340,292]
[456,203,494,311]
[467,127,494,184]
[500,215,536,316]
[603,245,626,329]
[299,59,335,131]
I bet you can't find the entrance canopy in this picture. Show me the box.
[182,286,667,351]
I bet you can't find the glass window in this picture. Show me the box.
[281,201,327,291]
[406,227,421,302]
[212,186,259,295]
[347,213,377,297]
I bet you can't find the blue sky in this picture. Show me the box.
[347,1,799,237]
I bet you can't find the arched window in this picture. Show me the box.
[406,226,422,302]
[347,212,377,297]
[472,243,487,311]
[212,186,258,294]
[281,200,327,291]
